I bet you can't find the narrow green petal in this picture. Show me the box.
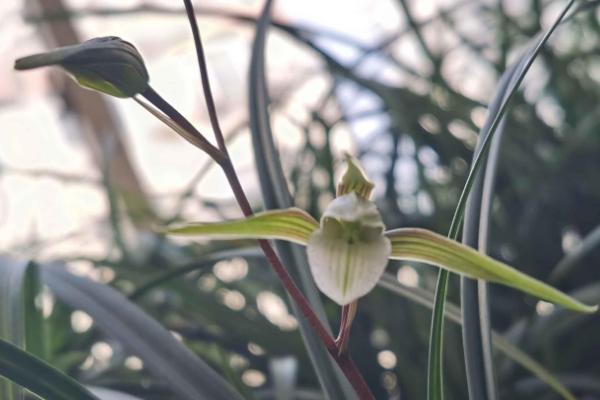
[385,228,597,313]
[337,155,374,199]
[164,208,318,245]
[307,231,391,305]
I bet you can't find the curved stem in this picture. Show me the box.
[139,87,225,164]
[182,0,227,152]
[137,1,376,398]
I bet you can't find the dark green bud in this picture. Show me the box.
[15,36,149,98]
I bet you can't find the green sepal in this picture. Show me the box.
[164,208,319,245]
[385,228,597,313]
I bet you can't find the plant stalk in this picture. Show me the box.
[136,1,377,398]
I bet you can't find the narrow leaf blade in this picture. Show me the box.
[0,257,44,400]
[0,338,98,400]
[42,263,244,400]
[248,0,356,397]
[377,273,576,400]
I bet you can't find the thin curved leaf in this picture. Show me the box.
[0,338,98,400]
[88,386,144,400]
[42,263,244,400]
[165,208,318,245]
[377,273,576,400]
[129,248,264,300]
[386,228,597,313]
[0,258,44,400]
[248,0,357,398]
[427,1,578,398]
[459,47,516,400]
[550,224,600,284]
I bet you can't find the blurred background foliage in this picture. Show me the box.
[1,0,600,399]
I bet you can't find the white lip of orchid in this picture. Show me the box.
[307,192,391,305]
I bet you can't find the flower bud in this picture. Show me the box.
[15,36,149,98]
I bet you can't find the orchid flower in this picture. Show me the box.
[15,38,594,314]
[166,157,596,313]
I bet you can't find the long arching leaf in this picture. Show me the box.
[427,1,578,398]
[377,273,576,400]
[248,0,357,398]
[0,338,98,400]
[42,263,244,400]
[0,258,45,400]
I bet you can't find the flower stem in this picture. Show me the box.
[138,1,376,398]
[336,301,358,356]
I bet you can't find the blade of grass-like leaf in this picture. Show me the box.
[42,262,244,400]
[427,1,577,398]
[129,248,264,300]
[88,386,144,400]
[0,338,98,400]
[386,228,596,313]
[165,208,318,245]
[248,1,357,398]
[549,224,600,284]
[377,273,576,400]
[525,282,600,353]
[0,258,45,400]
[459,59,517,400]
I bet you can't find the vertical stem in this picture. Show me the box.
[182,0,227,152]
[176,2,376,397]
[336,301,358,356]
[219,138,374,399]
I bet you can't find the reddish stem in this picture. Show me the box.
[336,301,358,356]
[220,159,373,399]
[173,1,376,398]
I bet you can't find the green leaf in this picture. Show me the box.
[88,386,144,400]
[43,263,244,400]
[0,338,98,400]
[165,208,318,245]
[386,228,597,314]
[377,273,576,400]
[427,1,579,397]
[248,0,357,396]
[0,258,45,400]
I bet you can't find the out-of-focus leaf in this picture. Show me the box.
[129,248,264,300]
[166,208,318,245]
[42,263,244,400]
[249,1,356,396]
[377,273,576,400]
[88,386,144,400]
[550,225,600,283]
[0,258,44,400]
[386,228,596,313]
[269,357,298,400]
[427,1,578,398]
[0,338,98,400]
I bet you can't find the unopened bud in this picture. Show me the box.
[15,36,149,98]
